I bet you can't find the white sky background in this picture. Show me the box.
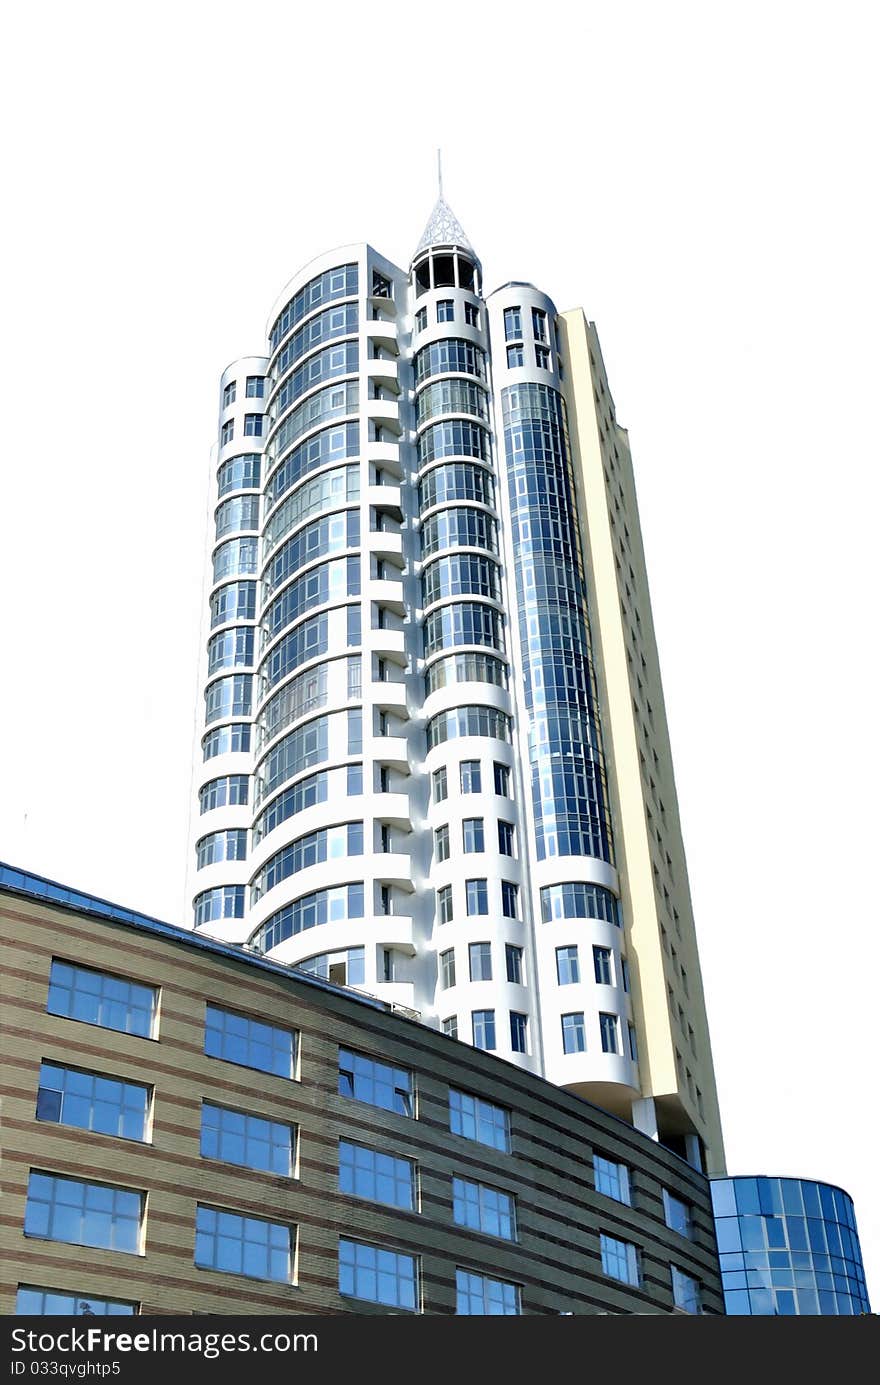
[1,0,878,1304]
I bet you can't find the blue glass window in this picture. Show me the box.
[193,885,245,926]
[198,774,248,812]
[251,883,364,953]
[35,1063,149,1141]
[466,879,488,915]
[195,1205,292,1283]
[200,1103,294,1175]
[47,961,156,1039]
[453,1178,516,1240]
[471,1009,495,1050]
[561,1012,586,1053]
[462,818,484,853]
[338,1140,415,1209]
[338,1239,417,1311]
[594,1155,631,1205]
[204,1005,297,1078]
[15,1287,136,1316]
[509,1011,528,1054]
[195,828,247,868]
[202,724,251,760]
[556,946,579,984]
[600,1233,640,1286]
[24,1173,143,1254]
[337,1049,412,1117]
[210,580,256,628]
[456,1268,520,1315]
[217,454,261,497]
[449,1089,510,1152]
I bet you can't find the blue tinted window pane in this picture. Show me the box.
[723,1289,752,1315]
[16,1287,137,1315]
[780,1179,804,1217]
[711,1179,737,1218]
[735,1178,760,1215]
[715,1218,742,1254]
[204,1005,296,1078]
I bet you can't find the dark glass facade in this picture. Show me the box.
[712,1175,871,1315]
[500,383,612,862]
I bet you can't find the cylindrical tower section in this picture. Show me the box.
[190,249,418,1005]
[412,241,538,1072]
[711,1176,872,1315]
[487,284,638,1107]
[190,354,267,938]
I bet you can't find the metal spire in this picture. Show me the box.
[413,156,475,257]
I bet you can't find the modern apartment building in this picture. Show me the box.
[1,863,724,1315]
[187,194,725,1175]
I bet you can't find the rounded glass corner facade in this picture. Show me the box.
[711,1176,871,1316]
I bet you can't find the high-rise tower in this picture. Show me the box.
[188,197,725,1174]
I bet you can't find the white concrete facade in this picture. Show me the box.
[187,201,725,1172]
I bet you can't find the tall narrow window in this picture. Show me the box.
[471,1009,496,1050]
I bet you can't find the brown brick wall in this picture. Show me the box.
[0,889,723,1315]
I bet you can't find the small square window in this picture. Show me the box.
[243,414,263,437]
[245,376,265,398]
[535,345,551,369]
[436,300,455,323]
[506,345,524,368]
[442,1016,458,1039]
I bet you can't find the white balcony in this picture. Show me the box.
[366,483,403,518]
[365,318,399,351]
[371,853,416,891]
[366,358,400,393]
[368,577,406,614]
[365,441,403,480]
[367,528,404,562]
[367,398,402,434]
[372,791,412,828]
[372,679,407,714]
[366,625,406,659]
[373,735,409,772]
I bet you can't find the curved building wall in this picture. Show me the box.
[1,865,725,1316]
[711,1175,871,1315]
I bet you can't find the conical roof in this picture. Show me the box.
[413,196,475,257]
